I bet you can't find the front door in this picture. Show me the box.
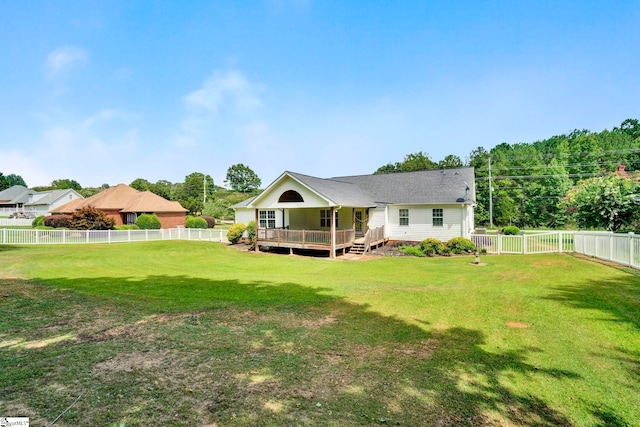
[355,209,366,236]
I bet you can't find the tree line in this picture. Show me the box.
[0,163,261,220]
[375,118,640,231]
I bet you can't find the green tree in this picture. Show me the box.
[4,174,27,188]
[203,191,249,220]
[52,179,82,191]
[150,180,173,199]
[130,178,151,191]
[80,184,109,198]
[225,164,262,193]
[178,172,215,214]
[438,155,463,169]
[566,173,640,231]
[374,151,438,174]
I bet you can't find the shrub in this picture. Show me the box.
[398,245,425,257]
[70,206,115,230]
[136,213,161,230]
[227,223,247,244]
[201,216,216,228]
[419,238,444,256]
[43,214,72,228]
[446,237,477,254]
[115,224,140,230]
[501,225,521,235]
[186,216,208,229]
[32,215,45,228]
[246,221,256,243]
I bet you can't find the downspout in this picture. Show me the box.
[461,203,466,239]
[254,208,259,252]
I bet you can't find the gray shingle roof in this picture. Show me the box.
[287,171,377,206]
[0,185,30,203]
[25,189,73,206]
[240,168,475,209]
[332,168,475,206]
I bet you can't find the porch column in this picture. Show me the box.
[254,209,260,252]
[330,206,336,259]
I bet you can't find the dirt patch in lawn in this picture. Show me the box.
[94,350,173,374]
[506,321,529,328]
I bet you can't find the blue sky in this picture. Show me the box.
[1,0,639,188]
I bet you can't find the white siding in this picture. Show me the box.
[253,176,329,209]
[368,207,386,229]
[385,205,466,242]
[234,208,255,225]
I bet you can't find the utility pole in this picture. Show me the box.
[488,157,494,228]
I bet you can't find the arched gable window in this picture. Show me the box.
[278,190,304,203]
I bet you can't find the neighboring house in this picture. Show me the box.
[0,185,83,216]
[53,184,188,228]
[233,168,476,258]
[0,185,31,215]
[26,189,84,217]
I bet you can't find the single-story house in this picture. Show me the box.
[54,184,188,228]
[233,167,476,257]
[0,185,83,217]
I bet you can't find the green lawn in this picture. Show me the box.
[1,241,639,426]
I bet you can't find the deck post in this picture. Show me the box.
[330,207,336,259]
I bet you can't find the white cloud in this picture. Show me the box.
[80,108,137,128]
[46,46,89,76]
[181,70,263,135]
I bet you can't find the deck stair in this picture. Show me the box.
[350,238,366,255]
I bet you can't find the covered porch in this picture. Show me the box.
[255,225,386,257]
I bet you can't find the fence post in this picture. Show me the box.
[219,229,223,242]
[36,229,39,244]
[609,232,614,261]
[2,228,5,244]
[108,229,111,244]
[558,231,563,253]
[145,229,149,241]
[629,232,635,267]
[497,234,502,255]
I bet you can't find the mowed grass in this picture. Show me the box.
[1,242,639,426]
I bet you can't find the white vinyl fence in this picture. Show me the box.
[573,232,640,269]
[0,228,228,245]
[472,231,640,270]
[0,218,33,227]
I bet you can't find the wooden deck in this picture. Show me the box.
[256,226,386,255]
[257,228,356,251]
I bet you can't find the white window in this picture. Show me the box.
[320,210,338,227]
[259,210,276,228]
[399,208,409,226]
[433,208,443,227]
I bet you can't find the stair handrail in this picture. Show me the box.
[362,229,372,254]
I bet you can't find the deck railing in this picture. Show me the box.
[258,228,356,246]
[362,226,385,253]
